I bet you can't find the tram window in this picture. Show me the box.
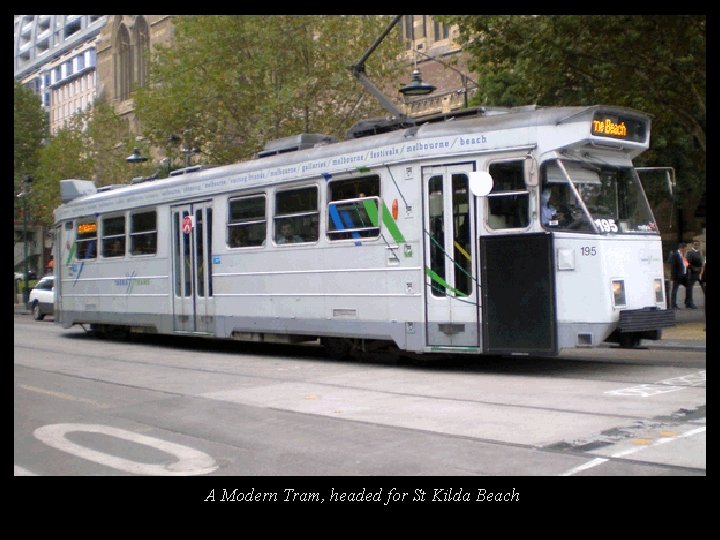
[130,210,157,255]
[327,176,381,241]
[274,186,319,244]
[228,194,266,248]
[76,220,97,260]
[487,161,529,229]
[102,215,126,258]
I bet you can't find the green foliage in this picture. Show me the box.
[31,99,150,227]
[134,15,404,165]
[14,82,48,191]
[446,15,706,208]
[33,125,94,227]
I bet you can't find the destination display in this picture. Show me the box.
[591,112,647,143]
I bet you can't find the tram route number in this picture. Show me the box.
[580,246,597,256]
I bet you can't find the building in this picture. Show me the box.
[14,15,107,135]
[94,15,174,132]
[13,16,172,280]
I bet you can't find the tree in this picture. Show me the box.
[32,121,94,228]
[31,100,150,227]
[133,15,405,166]
[14,82,47,201]
[446,15,706,211]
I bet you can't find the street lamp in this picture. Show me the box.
[126,147,148,164]
[399,68,436,98]
[411,47,479,108]
[20,175,32,307]
[350,15,436,120]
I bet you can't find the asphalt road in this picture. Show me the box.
[15,314,705,476]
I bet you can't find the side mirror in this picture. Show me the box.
[468,171,494,197]
[525,154,538,186]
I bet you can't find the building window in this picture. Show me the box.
[114,24,132,100]
[404,15,414,48]
[134,16,150,88]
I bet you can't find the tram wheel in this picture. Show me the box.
[618,333,641,348]
[321,337,351,360]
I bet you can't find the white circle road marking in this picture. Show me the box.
[33,423,218,476]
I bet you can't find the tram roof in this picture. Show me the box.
[55,104,650,221]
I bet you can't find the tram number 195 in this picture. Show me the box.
[594,218,618,233]
[580,246,597,256]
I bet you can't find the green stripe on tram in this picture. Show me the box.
[65,241,76,265]
[424,267,468,297]
[362,199,406,244]
[363,199,380,227]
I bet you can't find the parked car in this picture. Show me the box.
[28,275,54,320]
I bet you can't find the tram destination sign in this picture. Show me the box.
[591,111,647,143]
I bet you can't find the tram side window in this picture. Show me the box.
[130,210,157,255]
[102,215,126,257]
[228,194,266,248]
[76,220,97,260]
[486,161,529,229]
[274,186,319,244]
[327,175,381,241]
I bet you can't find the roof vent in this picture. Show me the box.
[169,165,206,177]
[59,179,96,203]
[256,133,338,158]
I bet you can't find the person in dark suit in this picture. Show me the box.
[699,260,706,329]
[685,241,702,309]
[669,243,688,309]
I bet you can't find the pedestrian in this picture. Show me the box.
[685,240,702,309]
[668,242,688,309]
[700,260,706,329]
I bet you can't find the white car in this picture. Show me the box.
[28,275,54,320]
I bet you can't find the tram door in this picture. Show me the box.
[171,202,214,334]
[422,164,479,347]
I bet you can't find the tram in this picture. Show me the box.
[53,104,675,358]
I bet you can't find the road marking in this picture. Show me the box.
[605,384,685,397]
[560,424,706,476]
[14,465,37,476]
[604,370,706,397]
[33,423,217,476]
[19,384,108,409]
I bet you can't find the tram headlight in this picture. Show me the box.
[654,278,664,303]
[612,279,626,307]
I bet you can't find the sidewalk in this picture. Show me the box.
[650,283,706,351]
[14,284,705,352]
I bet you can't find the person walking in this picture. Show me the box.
[669,243,688,309]
[700,260,706,330]
[685,240,702,309]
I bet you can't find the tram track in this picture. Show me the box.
[15,318,705,475]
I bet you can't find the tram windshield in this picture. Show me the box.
[540,159,657,234]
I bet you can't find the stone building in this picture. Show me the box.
[94,15,174,132]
